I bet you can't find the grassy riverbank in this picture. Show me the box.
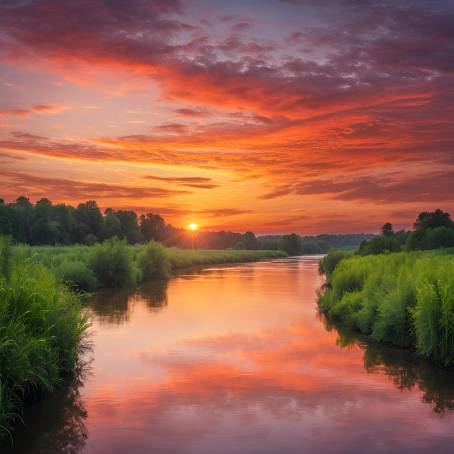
[318,249,454,365]
[12,240,286,291]
[0,237,89,439]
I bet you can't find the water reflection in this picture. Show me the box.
[324,319,454,413]
[90,280,168,325]
[5,258,454,453]
[3,372,89,454]
[139,280,168,311]
[90,288,131,325]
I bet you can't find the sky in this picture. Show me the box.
[0,0,453,234]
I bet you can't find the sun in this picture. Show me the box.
[187,222,198,231]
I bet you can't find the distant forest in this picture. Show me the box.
[0,196,372,252]
[357,209,454,254]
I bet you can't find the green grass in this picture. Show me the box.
[0,238,89,440]
[165,247,286,268]
[11,242,286,291]
[318,249,454,365]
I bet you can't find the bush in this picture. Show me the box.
[90,238,139,288]
[139,241,171,281]
[318,249,352,277]
[58,259,98,291]
[0,262,89,438]
[358,235,401,255]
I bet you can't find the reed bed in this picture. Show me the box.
[318,249,454,365]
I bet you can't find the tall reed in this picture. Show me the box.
[319,250,454,365]
[0,236,89,439]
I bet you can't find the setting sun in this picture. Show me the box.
[188,223,198,231]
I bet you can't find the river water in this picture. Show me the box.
[6,257,454,453]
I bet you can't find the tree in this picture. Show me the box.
[12,196,33,243]
[140,213,166,242]
[30,198,54,244]
[104,209,122,239]
[381,222,394,237]
[423,227,454,249]
[359,235,400,255]
[414,209,454,231]
[115,210,144,244]
[242,231,258,249]
[280,234,302,255]
[75,201,104,240]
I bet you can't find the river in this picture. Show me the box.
[6,257,454,453]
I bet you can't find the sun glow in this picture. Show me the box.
[188,222,198,231]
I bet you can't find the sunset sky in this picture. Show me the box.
[1,0,453,234]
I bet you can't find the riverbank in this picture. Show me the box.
[12,241,286,291]
[0,237,89,440]
[318,249,454,366]
[1,240,284,442]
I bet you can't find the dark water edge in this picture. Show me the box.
[3,257,454,453]
[321,317,454,413]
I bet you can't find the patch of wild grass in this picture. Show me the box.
[0,237,89,439]
[318,250,454,365]
[166,248,285,269]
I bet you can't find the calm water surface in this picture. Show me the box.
[7,257,454,453]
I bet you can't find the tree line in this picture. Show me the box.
[358,209,454,255]
[0,196,256,248]
[0,196,379,252]
[260,233,374,255]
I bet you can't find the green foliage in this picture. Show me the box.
[90,238,139,288]
[59,259,98,291]
[140,213,166,242]
[318,249,353,276]
[359,234,401,255]
[0,261,89,438]
[258,233,374,253]
[360,209,454,255]
[236,231,259,250]
[11,243,285,291]
[139,241,171,281]
[0,195,277,249]
[414,209,454,231]
[165,248,285,269]
[319,251,454,365]
[0,236,11,277]
[280,233,302,255]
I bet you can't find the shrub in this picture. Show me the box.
[139,241,171,281]
[59,259,98,291]
[318,249,353,277]
[90,238,139,288]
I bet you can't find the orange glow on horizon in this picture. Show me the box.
[0,0,453,233]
